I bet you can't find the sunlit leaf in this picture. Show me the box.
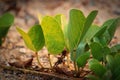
[16,27,35,51]
[54,14,61,26]
[28,24,45,51]
[17,24,45,52]
[41,16,65,54]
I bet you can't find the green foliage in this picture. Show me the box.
[106,54,120,80]
[67,9,86,52]
[87,17,120,80]
[16,8,120,79]
[76,51,90,68]
[17,24,45,52]
[110,44,120,54]
[67,9,98,62]
[0,13,14,46]
[94,17,120,46]
[88,59,107,77]
[88,54,120,80]
[41,16,65,54]
[90,42,111,61]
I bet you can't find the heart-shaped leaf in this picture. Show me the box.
[0,13,14,46]
[88,59,107,77]
[41,16,65,54]
[16,24,45,52]
[28,24,45,51]
[76,51,90,68]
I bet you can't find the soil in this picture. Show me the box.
[0,0,120,80]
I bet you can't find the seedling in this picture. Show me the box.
[0,13,14,46]
[90,17,120,63]
[40,15,65,68]
[16,8,120,78]
[16,24,45,68]
[39,9,115,76]
[65,9,101,76]
[87,17,120,80]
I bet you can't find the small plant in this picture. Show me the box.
[16,24,45,68]
[0,13,14,46]
[89,17,120,63]
[38,9,99,73]
[16,8,120,79]
[66,9,100,76]
[86,17,120,80]
[40,15,65,68]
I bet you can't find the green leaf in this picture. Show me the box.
[17,24,45,52]
[88,59,107,77]
[101,17,120,44]
[55,14,69,51]
[76,25,100,60]
[77,51,90,68]
[90,42,103,61]
[107,54,120,79]
[28,24,45,51]
[41,16,65,54]
[0,13,14,26]
[106,55,114,71]
[88,59,99,65]
[102,46,111,56]
[76,42,86,60]
[0,13,14,46]
[67,9,85,51]
[111,44,120,53]
[54,14,61,26]
[81,25,100,43]
[80,10,98,41]
[16,27,35,51]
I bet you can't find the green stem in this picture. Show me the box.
[35,52,44,68]
[48,54,52,68]
[74,61,77,72]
